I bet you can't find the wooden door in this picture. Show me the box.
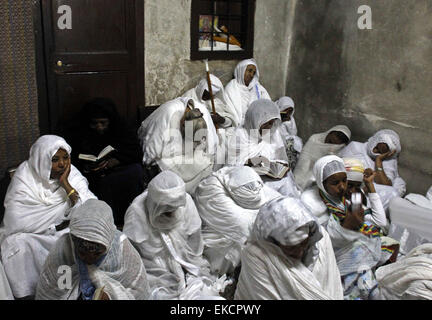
[34,0,144,133]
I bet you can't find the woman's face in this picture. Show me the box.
[280,107,294,122]
[259,119,276,136]
[72,235,107,265]
[90,117,110,135]
[325,131,347,145]
[324,172,348,200]
[244,64,256,86]
[279,236,309,260]
[373,142,390,154]
[50,148,70,180]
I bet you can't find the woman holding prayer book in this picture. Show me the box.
[66,97,144,227]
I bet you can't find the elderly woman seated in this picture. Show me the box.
[36,199,150,300]
[275,96,303,170]
[0,135,96,299]
[194,166,281,277]
[225,99,301,198]
[234,196,343,300]
[123,171,228,300]
[182,74,234,129]
[224,59,271,127]
[339,129,406,210]
[311,155,397,300]
[138,97,219,194]
[293,124,351,191]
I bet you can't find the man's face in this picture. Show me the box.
[90,117,110,135]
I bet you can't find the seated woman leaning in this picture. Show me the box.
[36,199,150,300]
[123,171,228,300]
[293,124,351,192]
[234,196,343,300]
[311,155,397,300]
[66,97,145,227]
[338,129,406,210]
[0,135,96,299]
[194,166,281,278]
[225,98,301,198]
[138,97,219,194]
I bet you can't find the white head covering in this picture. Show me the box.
[343,157,365,183]
[244,99,281,132]
[275,96,295,112]
[145,171,187,231]
[28,135,72,183]
[253,197,322,248]
[366,129,401,159]
[233,58,260,89]
[69,199,117,250]
[1,135,96,236]
[326,125,351,142]
[195,74,223,99]
[215,166,264,210]
[37,198,150,300]
[313,155,346,197]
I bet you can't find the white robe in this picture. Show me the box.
[234,227,343,300]
[137,97,219,193]
[0,135,96,298]
[338,140,406,210]
[294,125,351,191]
[194,166,281,275]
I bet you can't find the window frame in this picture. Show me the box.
[190,0,256,61]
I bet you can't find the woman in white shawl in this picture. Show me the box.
[293,124,351,191]
[275,96,303,170]
[123,171,227,300]
[234,196,343,300]
[36,199,150,300]
[226,99,301,198]
[338,129,406,210]
[224,59,271,127]
[194,166,281,276]
[312,155,395,300]
[182,74,234,128]
[137,97,219,194]
[0,135,96,299]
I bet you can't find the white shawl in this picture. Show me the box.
[294,125,351,191]
[224,59,271,127]
[194,166,281,274]
[234,197,343,300]
[376,243,432,300]
[137,97,218,193]
[226,99,287,166]
[123,171,226,299]
[0,135,96,238]
[36,199,150,300]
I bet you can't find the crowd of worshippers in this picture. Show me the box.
[1,58,432,301]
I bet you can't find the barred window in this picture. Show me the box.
[191,0,255,60]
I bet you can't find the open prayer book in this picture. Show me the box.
[78,145,115,163]
[249,156,290,179]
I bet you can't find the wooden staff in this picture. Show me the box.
[204,59,218,129]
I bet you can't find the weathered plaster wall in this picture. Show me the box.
[144,0,294,105]
[287,0,432,194]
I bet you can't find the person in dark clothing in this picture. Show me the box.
[67,97,144,227]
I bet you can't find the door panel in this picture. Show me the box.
[39,0,144,133]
